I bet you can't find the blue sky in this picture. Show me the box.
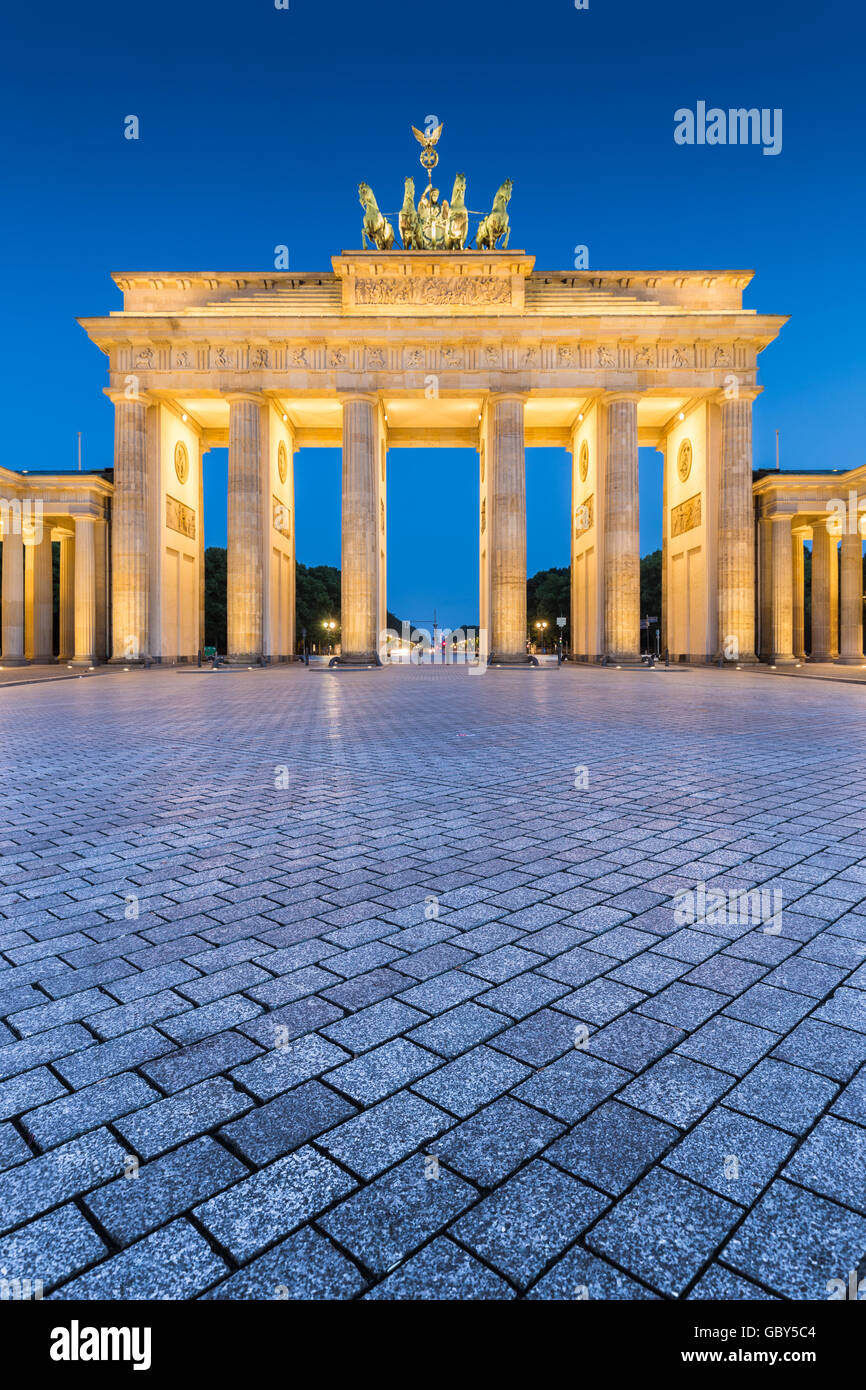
[2,0,862,625]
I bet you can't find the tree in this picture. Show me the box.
[527,567,570,643]
[640,550,662,621]
[204,548,227,652]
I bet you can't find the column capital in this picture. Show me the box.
[603,391,642,406]
[715,386,760,405]
[225,391,267,407]
[105,388,152,407]
[338,391,379,408]
[487,391,529,406]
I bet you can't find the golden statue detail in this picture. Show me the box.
[358,123,512,253]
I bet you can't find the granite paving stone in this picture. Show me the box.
[546,1100,679,1195]
[51,1219,228,1300]
[720,1179,866,1299]
[406,1001,506,1057]
[318,1089,453,1180]
[218,1079,357,1165]
[513,1051,631,1124]
[528,1246,659,1300]
[663,1106,795,1204]
[781,1114,866,1213]
[20,1071,158,1149]
[114,1077,253,1159]
[229,1032,351,1100]
[412,1044,531,1117]
[723,1059,839,1135]
[434,1095,564,1186]
[364,1235,513,1299]
[203,1224,365,1300]
[451,1158,608,1289]
[0,1202,106,1292]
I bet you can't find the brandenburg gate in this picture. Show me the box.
[2,130,803,670]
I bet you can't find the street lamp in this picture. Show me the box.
[534,620,548,654]
[322,619,337,655]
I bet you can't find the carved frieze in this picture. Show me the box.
[671,493,702,537]
[354,276,511,307]
[574,495,594,535]
[166,495,195,539]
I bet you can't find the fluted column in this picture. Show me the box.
[489,394,530,663]
[838,528,864,664]
[769,514,795,663]
[717,393,757,662]
[792,533,806,659]
[604,394,640,661]
[111,395,150,661]
[25,534,53,662]
[58,536,75,661]
[0,527,25,664]
[339,394,379,663]
[227,395,265,662]
[758,517,773,660]
[72,517,96,665]
[811,521,839,661]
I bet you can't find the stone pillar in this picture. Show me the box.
[792,532,806,659]
[604,394,640,661]
[758,517,773,660]
[227,394,265,663]
[198,442,206,655]
[0,528,25,664]
[489,394,530,663]
[769,514,795,664]
[717,393,757,662]
[838,528,864,664]
[72,517,96,665]
[111,395,150,662]
[811,521,839,661]
[339,393,380,663]
[58,536,75,660]
[25,534,53,662]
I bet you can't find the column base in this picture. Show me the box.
[487,653,539,667]
[0,656,28,667]
[836,655,866,665]
[70,657,97,668]
[808,653,838,663]
[767,653,798,666]
[329,653,382,668]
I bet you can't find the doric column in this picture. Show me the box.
[838,528,864,664]
[604,394,640,661]
[58,535,75,660]
[792,532,806,659]
[717,392,757,662]
[758,517,773,660]
[339,393,380,663]
[769,514,795,664]
[198,441,206,655]
[25,534,53,662]
[227,394,265,662]
[0,527,25,664]
[810,521,839,661]
[489,394,530,663]
[111,394,150,662]
[72,517,96,665]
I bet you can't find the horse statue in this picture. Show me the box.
[359,182,394,250]
[443,173,469,251]
[475,179,513,251]
[398,177,420,250]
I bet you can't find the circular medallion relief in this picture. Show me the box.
[578,440,589,483]
[174,440,189,485]
[277,440,288,485]
[677,438,693,483]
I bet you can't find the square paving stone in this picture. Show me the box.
[84,1135,247,1246]
[412,1044,530,1118]
[683,955,768,996]
[762,956,848,998]
[321,997,425,1053]
[586,1014,684,1072]
[463,945,546,984]
[113,1077,253,1160]
[539,947,615,989]
[553,978,645,1025]
[218,1080,357,1166]
[435,1096,564,1186]
[0,1066,68,1122]
[364,1235,513,1299]
[831,1063,866,1125]
[319,1155,475,1276]
[663,1106,794,1204]
[637,981,728,1030]
[51,1218,227,1300]
[407,1002,506,1058]
[229,1032,350,1101]
[721,1179,866,1299]
[477,972,570,1019]
[782,1115,866,1214]
[0,1202,106,1292]
[618,1054,734,1128]
[588,925,661,961]
[397,969,486,1014]
[723,982,816,1032]
[608,953,690,991]
[724,1059,838,1135]
[514,1051,630,1124]
[686,1264,779,1300]
[586,1167,741,1297]
[203,1224,365,1299]
[676,1015,778,1076]
[195,1144,356,1263]
[451,1159,608,1289]
[325,1037,439,1104]
[528,1245,659,1300]
[812,986,866,1034]
[770,1019,866,1081]
[318,1090,454,1180]
[546,1100,679,1196]
[489,1008,580,1067]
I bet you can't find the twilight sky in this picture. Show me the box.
[2,0,862,625]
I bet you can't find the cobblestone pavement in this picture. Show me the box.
[1,664,865,1301]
